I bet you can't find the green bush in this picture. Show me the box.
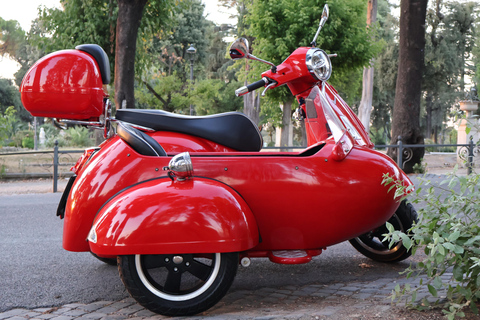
[412,158,427,174]
[21,136,34,149]
[64,126,94,147]
[42,124,95,148]
[383,169,480,319]
[11,130,34,148]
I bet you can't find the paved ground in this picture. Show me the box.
[0,159,475,319]
[0,277,449,320]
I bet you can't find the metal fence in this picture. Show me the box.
[375,136,478,175]
[0,141,83,192]
[0,137,478,193]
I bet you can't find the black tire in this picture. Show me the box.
[349,200,418,262]
[90,252,117,266]
[118,252,238,316]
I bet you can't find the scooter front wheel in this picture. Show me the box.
[118,252,238,316]
[349,200,418,263]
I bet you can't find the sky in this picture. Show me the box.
[0,0,236,79]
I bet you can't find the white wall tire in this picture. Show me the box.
[118,252,238,316]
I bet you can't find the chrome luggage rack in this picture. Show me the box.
[52,99,154,139]
[53,99,114,138]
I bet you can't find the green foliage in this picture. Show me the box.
[192,79,243,115]
[245,0,382,101]
[0,107,15,142]
[235,0,383,128]
[0,78,31,122]
[382,171,480,319]
[10,130,33,148]
[0,106,26,145]
[41,124,95,148]
[33,0,117,73]
[0,17,26,58]
[422,1,478,141]
[370,0,398,138]
[0,16,45,86]
[369,126,387,145]
[21,135,34,149]
[412,158,427,174]
[65,127,93,147]
[137,0,241,115]
[32,0,176,79]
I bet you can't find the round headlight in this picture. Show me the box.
[306,48,332,81]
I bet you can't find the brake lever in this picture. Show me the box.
[261,81,277,96]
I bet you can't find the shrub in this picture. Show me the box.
[382,169,480,319]
[412,158,427,174]
[21,135,34,149]
[11,130,34,148]
[64,126,94,147]
[42,124,95,148]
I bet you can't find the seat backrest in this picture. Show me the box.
[75,44,111,85]
[117,122,167,157]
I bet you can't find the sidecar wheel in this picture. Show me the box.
[118,252,238,316]
[349,200,418,262]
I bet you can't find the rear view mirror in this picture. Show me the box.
[229,38,249,60]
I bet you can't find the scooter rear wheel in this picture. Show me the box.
[349,200,418,262]
[118,252,238,316]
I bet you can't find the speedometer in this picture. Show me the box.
[305,48,332,81]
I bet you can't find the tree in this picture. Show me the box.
[388,0,428,173]
[219,0,262,125]
[0,107,18,143]
[34,0,175,109]
[370,0,399,144]
[0,78,30,122]
[138,0,231,113]
[357,0,377,132]
[0,17,44,87]
[421,0,476,143]
[115,0,148,109]
[35,0,117,68]
[0,18,25,58]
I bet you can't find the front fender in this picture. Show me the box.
[88,177,259,256]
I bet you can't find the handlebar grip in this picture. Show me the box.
[247,79,267,92]
[235,78,267,97]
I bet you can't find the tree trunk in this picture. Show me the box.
[388,0,427,173]
[357,0,377,132]
[425,93,432,140]
[243,90,260,126]
[279,100,293,150]
[114,0,148,109]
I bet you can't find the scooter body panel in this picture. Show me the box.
[187,144,407,251]
[63,132,408,254]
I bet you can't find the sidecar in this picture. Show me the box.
[21,42,415,317]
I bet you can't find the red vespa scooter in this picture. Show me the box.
[20,4,416,317]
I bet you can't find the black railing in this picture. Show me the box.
[375,136,477,175]
[0,140,83,192]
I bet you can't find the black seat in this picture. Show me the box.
[116,122,167,157]
[115,109,263,152]
[75,44,111,85]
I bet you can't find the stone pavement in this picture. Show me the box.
[0,273,451,320]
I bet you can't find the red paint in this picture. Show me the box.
[20,49,107,120]
[89,178,259,255]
